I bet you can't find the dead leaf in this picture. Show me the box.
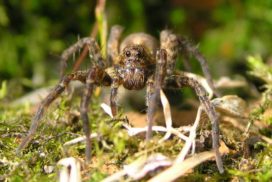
[57,157,82,182]
[101,103,113,118]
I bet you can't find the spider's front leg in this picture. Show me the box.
[107,25,124,66]
[16,71,88,153]
[109,75,120,117]
[146,49,167,140]
[80,66,111,162]
[164,75,224,173]
[78,38,111,161]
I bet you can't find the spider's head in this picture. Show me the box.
[119,45,154,90]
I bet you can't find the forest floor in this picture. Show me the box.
[1,66,272,182]
[1,0,272,181]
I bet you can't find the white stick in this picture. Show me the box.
[159,90,173,143]
[175,106,203,163]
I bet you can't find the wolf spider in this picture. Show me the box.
[17,25,223,173]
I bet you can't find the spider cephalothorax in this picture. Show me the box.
[17,25,224,173]
[118,44,155,90]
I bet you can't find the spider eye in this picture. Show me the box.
[136,51,142,57]
[125,51,131,57]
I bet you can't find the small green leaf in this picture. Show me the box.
[0,80,7,99]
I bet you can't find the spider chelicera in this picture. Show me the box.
[17,25,224,173]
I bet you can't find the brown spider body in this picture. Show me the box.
[17,25,224,173]
[117,33,157,90]
[118,45,154,90]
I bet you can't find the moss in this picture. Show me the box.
[1,96,272,181]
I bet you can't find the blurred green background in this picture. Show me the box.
[0,0,272,98]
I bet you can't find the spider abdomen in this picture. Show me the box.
[120,33,158,57]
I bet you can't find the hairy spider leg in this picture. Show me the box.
[178,37,220,97]
[160,30,219,97]
[110,77,120,117]
[16,71,88,153]
[107,25,124,66]
[71,23,99,73]
[80,73,93,162]
[146,78,155,140]
[160,30,179,76]
[160,29,223,172]
[179,43,192,72]
[164,75,224,173]
[60,37,104,77]
[107,25,124,115]
[146,49,167,140]
[73,38,110,162]
[80,66,111,162]
[18,37,111,163]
